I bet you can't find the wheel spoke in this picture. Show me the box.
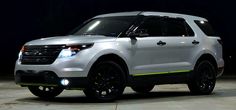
[43,87,46,91]
[105,89,110,95]
[48,87,53,91]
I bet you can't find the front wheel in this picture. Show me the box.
[83,61,126,102]
[28,86,63,98]
[188,60,216,95]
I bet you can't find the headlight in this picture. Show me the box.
[18,46,25,59]
[58,43,93,58]
[58,48,78,58]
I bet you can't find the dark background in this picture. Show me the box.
[0,0,235,77]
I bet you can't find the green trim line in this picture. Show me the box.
[131,70,191,76]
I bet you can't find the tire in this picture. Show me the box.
[188,60,216,95]
[131,85,155,93]
[28,86,63,99]
[83,61,126,101]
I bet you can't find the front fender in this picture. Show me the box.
[84,49,130,76]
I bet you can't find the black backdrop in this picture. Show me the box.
[0,0,235,76]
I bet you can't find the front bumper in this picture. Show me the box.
[14,47,97,88]
[15,70,88,88]
[14,48,95,77]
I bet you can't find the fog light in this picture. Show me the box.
[61,79,69,86]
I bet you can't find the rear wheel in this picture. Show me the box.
[28,86,63,98]
[131,85,155,93]
[83,61,126,101]
[188,60,216,95]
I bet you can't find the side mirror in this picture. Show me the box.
[128,29,149,38]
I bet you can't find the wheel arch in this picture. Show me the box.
[195,54,218,72]
[89,53,130,81]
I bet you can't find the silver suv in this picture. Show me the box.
[15,11,224,101]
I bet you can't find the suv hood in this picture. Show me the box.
[25,35,117,45]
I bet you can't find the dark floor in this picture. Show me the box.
[0,78,236,110]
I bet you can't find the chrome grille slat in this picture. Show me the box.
[21,45,65,65]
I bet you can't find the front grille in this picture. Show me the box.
[21,45,65,65]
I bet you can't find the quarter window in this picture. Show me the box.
[195,20,217,36]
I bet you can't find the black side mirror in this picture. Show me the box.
[128,29,149,39]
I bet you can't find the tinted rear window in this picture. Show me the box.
[195,20,217,36]
[163,18,188,36]
[137,17,194,37]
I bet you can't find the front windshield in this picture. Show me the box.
[72,16,136,37]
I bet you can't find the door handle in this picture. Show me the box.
[192,40,200,45]
[157,41,166,46]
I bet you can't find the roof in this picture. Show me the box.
[94,11,207,21]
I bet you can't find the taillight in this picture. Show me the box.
[217,39,223,45]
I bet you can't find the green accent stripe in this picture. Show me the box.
[131,70,191,76]
[169,70,192,73]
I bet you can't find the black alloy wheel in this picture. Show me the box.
[83,61,126,101]
[188,60,216,95]
[28,86,63,98]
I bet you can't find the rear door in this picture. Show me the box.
[159,18,199,72]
